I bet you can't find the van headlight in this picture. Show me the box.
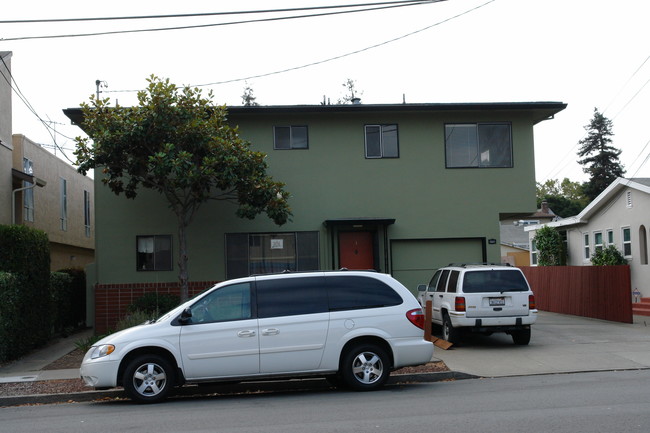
[90,344,115,359]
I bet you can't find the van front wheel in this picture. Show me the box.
[122,355,175,403]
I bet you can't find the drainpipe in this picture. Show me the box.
[11,177,47,225]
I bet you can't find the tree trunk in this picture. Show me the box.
[177,221,189,302]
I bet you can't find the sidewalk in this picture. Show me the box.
[0,328,92,384]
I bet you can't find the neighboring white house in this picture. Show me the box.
[525,178,650,303]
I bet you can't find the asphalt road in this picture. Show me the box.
[2,370,649,433]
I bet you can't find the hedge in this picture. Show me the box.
[0,225,52,360]
[0,272,21,362]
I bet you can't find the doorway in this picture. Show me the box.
[338,231,376,270]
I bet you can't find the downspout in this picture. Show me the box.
[11,177,46,224]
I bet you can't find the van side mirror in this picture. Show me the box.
[417,284,427,292]
[179,307,192,324]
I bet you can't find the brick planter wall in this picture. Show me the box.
[94,281,218,334]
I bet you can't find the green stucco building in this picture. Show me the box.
[65,101,566,332]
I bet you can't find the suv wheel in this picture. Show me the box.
[442,313,460,344]
[122,355,175,403]
[512,328,531,345]
[340,344,389,391]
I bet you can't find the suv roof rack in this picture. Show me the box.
[446,262,511,268]
[249,268,378,277]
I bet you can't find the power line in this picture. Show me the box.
[0,1,438,23]
[0,1,442,42]
[104,0,496,94]
[0,56,76,164]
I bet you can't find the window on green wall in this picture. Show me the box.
[445,123,512,168]
[274,126,308,149]
[225,232,319,279]
[137,235,173,271]
[365,124,399,158]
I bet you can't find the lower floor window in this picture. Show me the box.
[137,235,173,271]
[226,232,319,279]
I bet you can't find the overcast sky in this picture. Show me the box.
[3,0,649,183]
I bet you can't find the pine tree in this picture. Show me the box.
[577,108,625,201]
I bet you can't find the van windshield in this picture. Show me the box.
[462,270,528,293]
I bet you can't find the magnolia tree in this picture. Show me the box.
[74,76,291,301]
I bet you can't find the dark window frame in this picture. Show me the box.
[273,125,309,150]
[136,234,173,272]
[364,124,399,159]
[444,122,513,168]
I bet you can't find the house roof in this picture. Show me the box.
[525,177,650,231]
[63,101,567,130]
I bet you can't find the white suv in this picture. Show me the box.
[417,264,537,345]
[81,271,433,403]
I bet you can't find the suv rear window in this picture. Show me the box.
[327,276,402,311]
[462,270,529,293]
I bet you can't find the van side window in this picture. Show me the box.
[189,282,251,324]
[256,277,328,318]
[327,276,402,310]
[436,270,450,292]
[447,271,460,293]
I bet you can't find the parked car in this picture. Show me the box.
[417,264,537,345]
[81,271,433,403]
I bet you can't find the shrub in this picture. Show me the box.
[115,310,155,331]
[591,245,627,266]
[533,226,565,266]
[0,272,20,362]
[0,225,51,359]
[50,272,74,334]
[127,292,180,316]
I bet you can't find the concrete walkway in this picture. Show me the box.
[432,311,650,377]
[0,328,92,384]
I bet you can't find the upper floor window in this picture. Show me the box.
[137,235,173,271]
[60,178,67,231]
[23,158,34,222]
[445,123,513,168]
[274,126,308,149]
[365,124,399,158]
[84,190,91,238]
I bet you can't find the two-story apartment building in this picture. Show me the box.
[64,101,566,331]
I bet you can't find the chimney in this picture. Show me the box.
[541,200,550,214]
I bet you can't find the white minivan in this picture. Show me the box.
[81,271,433,403]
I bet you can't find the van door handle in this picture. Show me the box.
[237,330,256,338]
[438,295,443,298]
[262,328,280,336]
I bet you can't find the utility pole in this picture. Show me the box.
[95,80,108,99]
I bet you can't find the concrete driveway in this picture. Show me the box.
[433,311,650,377]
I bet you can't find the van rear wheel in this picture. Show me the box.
[340,344,389,391]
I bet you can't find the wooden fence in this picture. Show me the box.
[520,265,632,323]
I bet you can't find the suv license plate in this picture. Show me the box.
[489,297,505,306]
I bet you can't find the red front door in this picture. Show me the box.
[339,231,375,270]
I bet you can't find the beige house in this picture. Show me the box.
[11,135,95,270]
[1,51,94,271]
[1,52,13,225]
[526,178,650,308]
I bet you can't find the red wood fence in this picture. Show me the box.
[520,265,632,323]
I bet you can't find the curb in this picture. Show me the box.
[0,371,477,407]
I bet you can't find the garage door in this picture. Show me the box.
[391,238,485,295]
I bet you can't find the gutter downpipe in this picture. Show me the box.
[11,177,46,225]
